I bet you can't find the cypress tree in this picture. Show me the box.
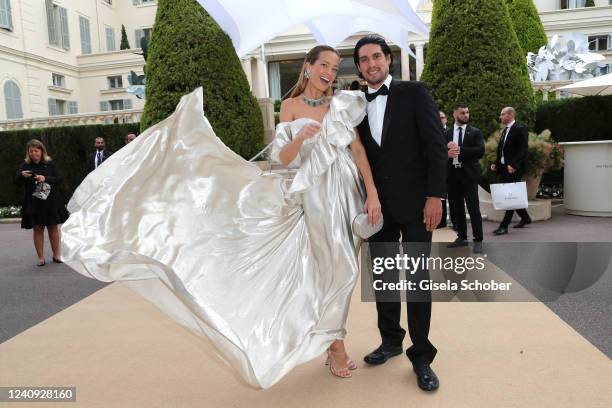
[506,0,548,54]
[120,24,130,50]
[141,0,263,158]
[421,0,536,137]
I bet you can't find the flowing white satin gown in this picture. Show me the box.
[61,87,367,388]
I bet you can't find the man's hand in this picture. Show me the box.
[490,163,496,172]
[423,197,442,232]
[507,165,515,174]
[363,193,382,225]
[447,142,459,158]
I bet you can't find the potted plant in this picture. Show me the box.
[480,129,563,200]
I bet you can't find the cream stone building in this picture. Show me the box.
[1,0,611,130]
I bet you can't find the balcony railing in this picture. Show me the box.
[0,109,143,131]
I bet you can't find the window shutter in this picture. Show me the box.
[4,81,22,119]
[124,99,133,109]
[0,0,12,30]
[79,16,91,54]
[45,0,57,46]
[59,7,69,49]
[106,27,116,51]
[100,101,109,111]
[48,98,57,116]
[135,29,143,49]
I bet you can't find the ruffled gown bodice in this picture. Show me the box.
[61,88,367,389]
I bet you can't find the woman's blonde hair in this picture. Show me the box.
[290,45,340,98]
[24,139,52,164]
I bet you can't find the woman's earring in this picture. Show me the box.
[304,70,311,79]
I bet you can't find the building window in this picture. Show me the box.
[79,16,92,54]
[48,98,66,116]
[100,99,133,111]
[559,0,591,9]
[45,0,70,50]
[105,26,116,51]
[0,0,13,31]
[52,73,65,88]
[600,64,612,75]
[133,0,156,5]
[107,75,123,89]
[103,0,112,5]
[135,27,152,49]
[4,80,23,119]
[588,35,610,51]
[68,101,78,114]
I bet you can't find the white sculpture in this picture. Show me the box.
[527,33,605,82]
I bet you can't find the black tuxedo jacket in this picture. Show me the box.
[445,124,484,183]
[495,122,528,177]
[86,149,112,173]
[357,80,447,223]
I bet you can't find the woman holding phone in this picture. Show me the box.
[15,139,68,266]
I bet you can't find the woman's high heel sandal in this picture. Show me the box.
[325,352,357,370]
[326,349,352,378]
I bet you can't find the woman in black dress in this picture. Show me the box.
[15,139,68,266]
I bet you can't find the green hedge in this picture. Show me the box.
[0,123,139,207]
[141,0,263,159]
[421,0,536,138]
[534,95,612,143]
[505,0,547,55]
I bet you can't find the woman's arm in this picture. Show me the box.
[349,129,381,225]
[277,99,320,167]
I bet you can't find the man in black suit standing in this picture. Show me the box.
[446,104,484,253]
[354,35,447,392]
[491,107,532,235]
[87,137,112,173]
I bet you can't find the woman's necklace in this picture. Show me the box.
[301,93,326,107]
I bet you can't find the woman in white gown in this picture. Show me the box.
[61,45,381,388]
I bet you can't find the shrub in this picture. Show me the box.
[120,24,130,50]
[141,0,263,159]
[421,0,536,138]
[505,0,548,55]
[480,129,563,179]
[534,95,612,143]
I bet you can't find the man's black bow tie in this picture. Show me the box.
[366,84,389,102]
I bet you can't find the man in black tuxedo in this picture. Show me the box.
[491,107,532,235]
[354,35,447,392]
[446,104,484,253]
[86,137,112,173]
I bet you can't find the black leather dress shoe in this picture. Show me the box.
[363,345,403,365]
[493,227,508,235]
[413,363,439,391]
[446,238,468,248]
[513,218,532,228]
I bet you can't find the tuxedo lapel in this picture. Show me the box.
[360,115,374,144]
[380,79,399,148]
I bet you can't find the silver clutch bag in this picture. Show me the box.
[352,213,384,240]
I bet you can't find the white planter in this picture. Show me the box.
[559,140,612,217]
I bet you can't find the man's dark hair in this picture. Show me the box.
[454,103,469,111]
[353,35,394,78]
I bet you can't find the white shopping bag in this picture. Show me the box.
[490,182,528,210]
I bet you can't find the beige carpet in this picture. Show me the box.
[1,230,611,407]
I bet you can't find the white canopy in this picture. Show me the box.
[555,73,612,96]
[196,0,429,57]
